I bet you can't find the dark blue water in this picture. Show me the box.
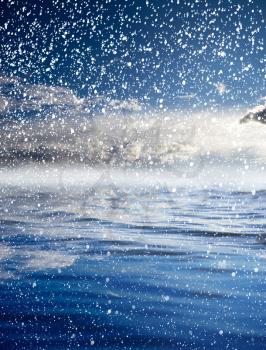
[0,179,266,350]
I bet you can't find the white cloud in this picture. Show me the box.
[0,75,142,114]
[176,93,197,100]
[108,98,142,111]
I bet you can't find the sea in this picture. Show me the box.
[0,110,266,349]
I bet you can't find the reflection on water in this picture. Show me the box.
[0,182,266,349]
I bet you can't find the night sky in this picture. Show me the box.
[0,0,265,110]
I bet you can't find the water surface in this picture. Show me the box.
[0,173,265,349]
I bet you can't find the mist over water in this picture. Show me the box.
[1,108,266,193]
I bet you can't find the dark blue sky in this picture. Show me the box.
[0,0,265,110]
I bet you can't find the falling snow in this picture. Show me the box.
[0,0,266,349]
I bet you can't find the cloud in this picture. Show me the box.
[0,74,142,116]
[0,75,20,84]
[0,96,10,111]
[176,93,197,100]
[0,77,84,112]
[108,98,142,111]
[21,85,85,109]
[248,104,266,114]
